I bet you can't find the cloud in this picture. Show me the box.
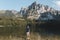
[53,1,60,7]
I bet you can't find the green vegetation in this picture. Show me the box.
[0,17,60,38]
[0,17,27,36]
[0,17,38,37]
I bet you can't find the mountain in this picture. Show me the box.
[19,1,60,20]
[0,10,18,18]
[0,1,60,20]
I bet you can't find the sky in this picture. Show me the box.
[0,0,60,11]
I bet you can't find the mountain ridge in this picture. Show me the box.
[0,1,60,20]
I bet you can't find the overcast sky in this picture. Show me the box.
[0,0,60,11]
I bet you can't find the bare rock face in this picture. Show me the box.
[19,1,60,20]
[0,1,60,20]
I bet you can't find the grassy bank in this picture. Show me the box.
[0,17,60,40]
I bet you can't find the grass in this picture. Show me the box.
[0,33,60,40]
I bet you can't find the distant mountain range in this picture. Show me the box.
[0,1,60,20]
[0,10,17,17]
